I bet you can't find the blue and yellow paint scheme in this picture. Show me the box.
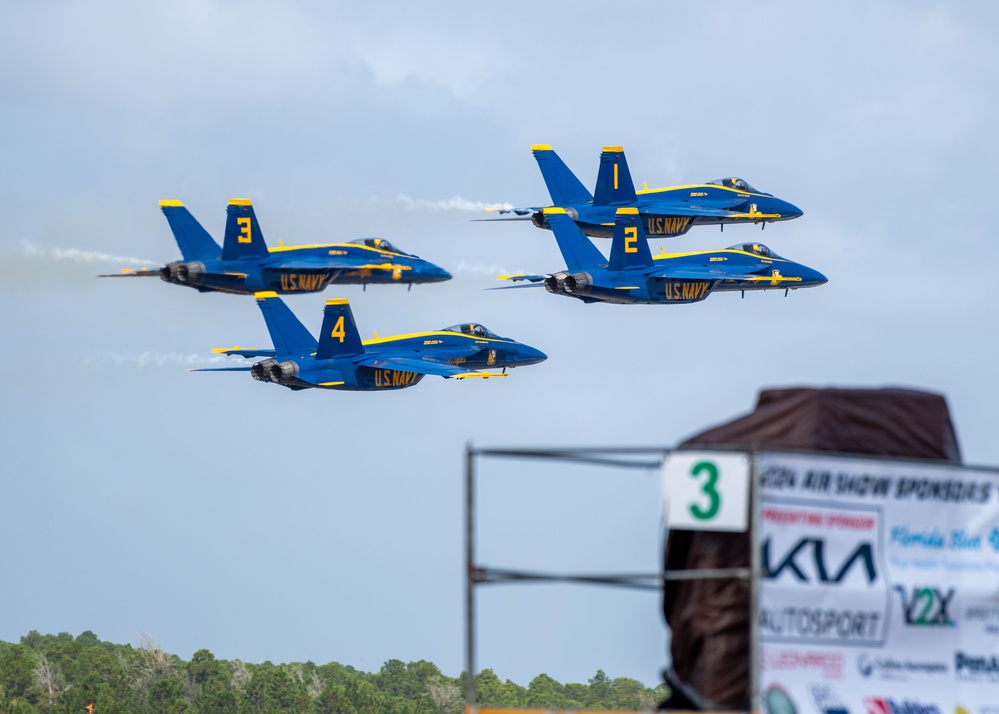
[193,294,546,391]
[490,207,826,305]
[485,145,803,238]
[99,199,452,294]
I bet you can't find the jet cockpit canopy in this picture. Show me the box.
[349,237,411,255]
[707,177,770,195]
[442,323,501,339]
[728,243,783,260]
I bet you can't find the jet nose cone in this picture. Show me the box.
[802,266,827,287]
[429,264,452,282]
[520,345,547,365]
[776,199,804,220]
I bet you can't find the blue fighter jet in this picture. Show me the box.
[196,293,547,390]
[487,145,803,238]
[99,199,451,294]
[492,207,826,305]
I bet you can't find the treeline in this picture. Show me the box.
[0,631,667,714]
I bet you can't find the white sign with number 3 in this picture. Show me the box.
[662,451,750,531]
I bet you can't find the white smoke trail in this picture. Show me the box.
[451,260,519,276]
[84,352,245,370]
[21,240,160,267]
[388,193,514,213]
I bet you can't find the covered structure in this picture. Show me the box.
[660,386,961,710]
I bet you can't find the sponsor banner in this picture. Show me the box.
[756,451,999,713]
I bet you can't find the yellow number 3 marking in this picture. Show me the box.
[624,226,638,253]
[237,217,252,244]
[330,316,345,342]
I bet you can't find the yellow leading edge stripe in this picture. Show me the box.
[255,291,279,299]
[602,145,623,152]
[543,207,567,215]
[616,207,639,215]
[326,298,349,306]
[228,198,252,206]
[159,199,183,207]
[530,144,552,151]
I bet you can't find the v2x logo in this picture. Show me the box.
[894,585,955,626]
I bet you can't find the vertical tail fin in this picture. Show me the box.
[544,208,607,271]
[316,299,364,359]
[255,292,319,355]
[608,208,653,271]
[593,146,637,206]
[531,144,593,205]
[222,199,270,261]
[159,200,221,261]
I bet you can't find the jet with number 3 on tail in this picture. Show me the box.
[99,199,451,294]
[193,293,546,390]
[484,145,803,239]
[490,207,826,305]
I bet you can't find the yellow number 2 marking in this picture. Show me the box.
[237,217,252,244]
[330,316,345,342]
[624,226,638,253]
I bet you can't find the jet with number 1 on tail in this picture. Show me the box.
[99,199,451,294]
[193,293,546,391]
[491,207,826,305]
[485,145,803,239]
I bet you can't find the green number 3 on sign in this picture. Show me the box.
[688,461,721,520]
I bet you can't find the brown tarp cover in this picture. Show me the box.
[661,387,961,709]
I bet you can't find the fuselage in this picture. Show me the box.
[534,183,803,239]
[159,241,452,295]
[544,244,826,305]
[266,328,547,391]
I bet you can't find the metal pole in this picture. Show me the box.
[748,449,761,714]
[464,443,476,713]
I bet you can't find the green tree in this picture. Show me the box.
[474,669,525,709]
[526,674,573,710]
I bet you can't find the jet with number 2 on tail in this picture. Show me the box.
[485,145,803,239]
[193,293,546,391]
[99,199,451,294]
[490,207,826,305]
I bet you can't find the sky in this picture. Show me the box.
[3,0,999,690]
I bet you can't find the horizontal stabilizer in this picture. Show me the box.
[484,283,545,291]
[483,207,539,216]
[97,267,161,278]
[188,366,253,372]
[497,274,546,283]
[210,346,278,359]
[470,216,534,223]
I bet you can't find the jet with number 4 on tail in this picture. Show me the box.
[484,145,803,239]
[490,207,826,305]
[99,199,451,294]
[193,293,546,391]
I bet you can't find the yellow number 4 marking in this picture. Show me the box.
[330,316,345,342]
[237,217,252,244]
[624,226,638,253]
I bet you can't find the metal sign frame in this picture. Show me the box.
[463,444,761,713]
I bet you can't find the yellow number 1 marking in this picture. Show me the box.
[237,217,252,244]
[624,226,638,253]
[330,316,345,342]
